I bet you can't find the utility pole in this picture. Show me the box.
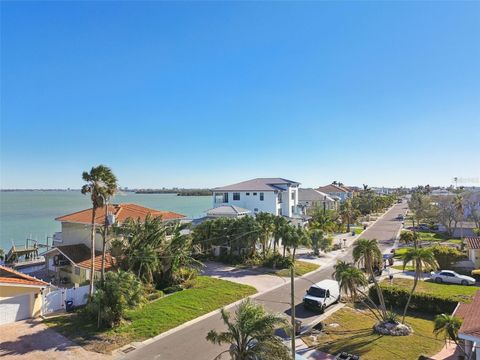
[290,262,296,360]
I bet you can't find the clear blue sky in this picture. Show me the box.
[1,1,479,189]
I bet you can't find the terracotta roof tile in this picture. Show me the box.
[55,203,185,225]
[465,237,480,250]
[54,244,115,272]
[0,265,49,287]
[454,290,480,339]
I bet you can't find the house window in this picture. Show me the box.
[260,193,264,201]
[291,192,295,201]
[215,193,228,204]
[278,192,282,203]
[246,193,250,196]
[254,208,258,212]
[74,266,81,276]
[253,192,257,196]
[223,193,229,203]
[278,208,283,216]
[233,193,240,201]
[291,205,295,214]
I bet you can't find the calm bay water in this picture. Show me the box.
[0,191,212,250]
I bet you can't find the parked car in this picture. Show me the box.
[471,269,480,281]
[303,279,340,313]
[430,270,476,285]
[396,214,405,221]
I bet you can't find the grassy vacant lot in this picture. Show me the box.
[274,260,319,277]
[416,231,461,244]
[384,278,477,303]
[302,306,444,360]
[44,276,256,353]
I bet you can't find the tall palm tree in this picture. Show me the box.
[332,260,381,321]
[81,165,117,295]
[206,299,290,360]
[352,238,387,319]
[339,199,358,232]
[454,194,464,241]
[272,216,288,256]
[401,248,438,323]
[255,212,275,258]
[282,226,309,259]
[308,228,324,256]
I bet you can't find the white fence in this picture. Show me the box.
[42,285,90,315]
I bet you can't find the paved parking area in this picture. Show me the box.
[0,319,109,360]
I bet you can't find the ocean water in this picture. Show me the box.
[0,191,212,250]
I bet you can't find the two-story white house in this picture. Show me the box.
[212,178,300,218]
[316,184,354,202]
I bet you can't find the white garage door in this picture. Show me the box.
[0,294,31,325]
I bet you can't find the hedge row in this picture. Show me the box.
[368,285,458,314]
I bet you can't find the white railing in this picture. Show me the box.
[42,284,91,315]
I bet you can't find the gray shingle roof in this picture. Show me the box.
[298,188,335,202]
[213,178,300,192]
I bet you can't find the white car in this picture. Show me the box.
[303,279,340,313]
[430,270,476,285]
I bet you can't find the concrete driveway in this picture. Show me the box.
[202,261,288,292]
[0,319,109,360]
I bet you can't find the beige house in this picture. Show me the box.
[0,265,49,325]
[466,237,480,268]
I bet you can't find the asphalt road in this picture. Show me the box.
[122,202,408,360]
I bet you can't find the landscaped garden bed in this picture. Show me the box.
[44,276,256,354]
[302,306,444,360]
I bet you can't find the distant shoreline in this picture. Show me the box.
[1,189,212,196]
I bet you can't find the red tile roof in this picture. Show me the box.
[54,244,116,272]
[455,290,480,339]
[465,237,480,250]
[0,265,49,287]
[55,203,185,225]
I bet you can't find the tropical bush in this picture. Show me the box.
[431,245,465,269]
[85,270,144,328]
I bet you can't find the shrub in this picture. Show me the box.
[146,291,164,302]
[369,284,457,314]
[431,245,465,269]
[163,284,183,294]
[172,267,198,285]
[85,270,145,328]
[262,253,292,269]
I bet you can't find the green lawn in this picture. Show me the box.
[274,260,319,277]
[302,306,443,360]
[352,227,364,235]
[383,278,478,303]
[416,231,460,244]
[44,276,256,353]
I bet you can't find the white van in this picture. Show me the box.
[303,279,340,313]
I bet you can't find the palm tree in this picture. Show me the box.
[352,238,387,319]
[282,226,309,259]
[272,216,288,256]
[401,248,438,323]
[81,165,117,295]
[332,260,382,321]
[128,246,160,283]
[206,299,290,360]
[339,199,358,232]
[308,228,324,256]
[255,212,275,258]
[433,314,465,353]
[454,194,464,241]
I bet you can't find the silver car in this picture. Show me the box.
[430,270,476,285]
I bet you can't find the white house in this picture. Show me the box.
[212,178,300,218]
